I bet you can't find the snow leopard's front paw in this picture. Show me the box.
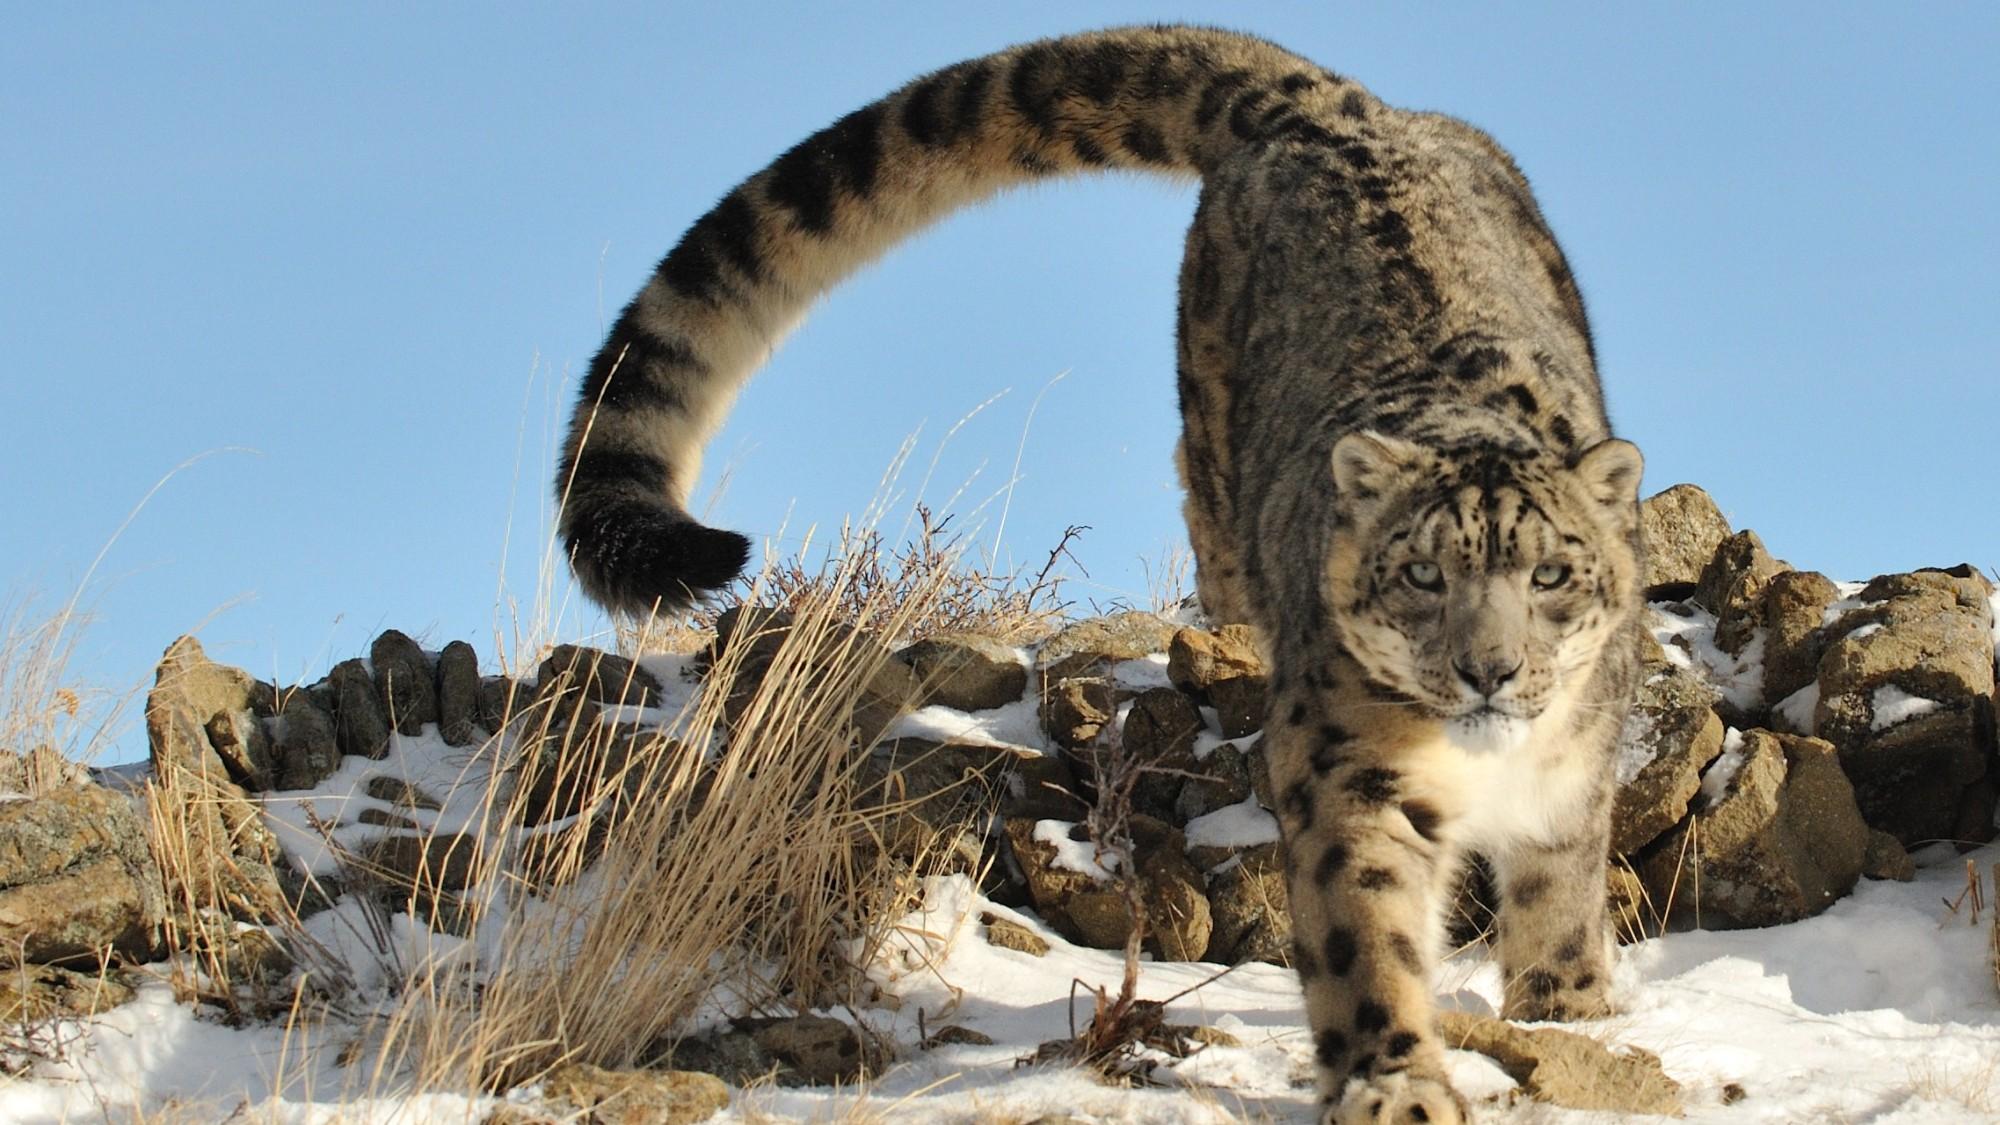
[1329,1069,1472,1124]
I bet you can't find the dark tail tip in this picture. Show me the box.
[563,498,752,616]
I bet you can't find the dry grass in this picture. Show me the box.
[318,529,982,1100]
[0,597,116,793]
[700,502,1080,646]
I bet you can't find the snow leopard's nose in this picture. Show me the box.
[1453,656,1521,698]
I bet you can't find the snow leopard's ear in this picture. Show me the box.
[1571,438,1644,517]
[1331,430,1425,505]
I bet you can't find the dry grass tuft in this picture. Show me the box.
[702,503,1080,646]
[334,529,980,1098]
[0,597,117,793]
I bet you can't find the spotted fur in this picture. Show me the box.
[559,26,1646,1122]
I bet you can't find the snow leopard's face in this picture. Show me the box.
[1325,433,1643,749]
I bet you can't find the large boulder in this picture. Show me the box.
[896,634,1027,712]
[538,645,662,711]
[1638,484,1731,592]
[1812,567,1996,845]
[370,629,439,736]
[435,640,482,746]
[0,783,164,964]
[710,607,918,746]
[1002,815,1210,962]
[272,689,341,791]
[1036,612,1183,679]
[1201,843,1290,965]
[145,637,292,922]
[1759,569,1842,709]
[326,658,391,760]
[1117,687,1205,820]
[1694,531,1788,659]
[543,1061,729,1123]
[1167,625,1268,738]
[1640,730,1869,928]
[1612,662,1726,856]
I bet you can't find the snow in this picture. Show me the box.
[1648,602,1766,712]
[1697,727,1750,809]
[1872,684,1941,731]
[9,846,1997,1123]
[1111,654,1175,691]
[1032,818,1120,879]
[1773,681,1819,734]
[1183,797,1281,853]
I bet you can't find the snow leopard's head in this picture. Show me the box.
[1323,431,1644,750]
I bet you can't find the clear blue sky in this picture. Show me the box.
[5,4,1996,764]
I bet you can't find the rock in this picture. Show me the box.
[1168,624,1268,739]
[538,645,662,711]
[542,1062,729,1125]
[1694,531,1788,657]
[851,656,923,748]
[1001,815,1210,961]
[1641,731,1868,927]
[1612,663,1726,856]
[1039,675,1117,750]
[1638,484,1732,592]
[1954,774,1999,848]
[742,1014,881,1086]
[1203,844,1291,965]
[920,1025,995,1048]
[476,676,531,736]
[711,607,917,746]
[364,775,443,810]
[0,781,164,964]
[1208,676,1267,739]
[1813,569,1996,844]
[654,1028,776,1087]
[1862,829,1915,881]
[1759,570,1841,707]
[1119,687,1205,819]
[1167,624,1264,688]
[1175,743,1255,823]
[148,636,279,791]
[1036,612,1183,673]
[356,808,420,829]
[145,638,292,922]
[1180,1025,1242,1050]
[328,658,392,759]
[980,912,1050,956]
[364,832,479,894]
[1002,752,1090,822]
[897,635,1027,712]
[1438,1010,1682,1115]
[371,630,439,736]
[436,641,482,746]
[513,725,669,828]
[0,964,137,1022]
[273,690,341,791]
[853,739,1009,871]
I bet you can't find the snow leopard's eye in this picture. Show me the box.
[1531,562,1572,589]
[1403,561,1444,592]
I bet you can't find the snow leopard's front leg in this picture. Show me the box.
[1491,804,1615,1022]
[1269,689,1471,1125]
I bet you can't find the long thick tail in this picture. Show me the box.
[559,25,1362,614]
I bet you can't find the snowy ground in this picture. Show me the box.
[4,633,1998,1123]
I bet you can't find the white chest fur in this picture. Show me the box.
[1404,702,1604,851]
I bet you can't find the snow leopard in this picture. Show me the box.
[556,26,1646,1123]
